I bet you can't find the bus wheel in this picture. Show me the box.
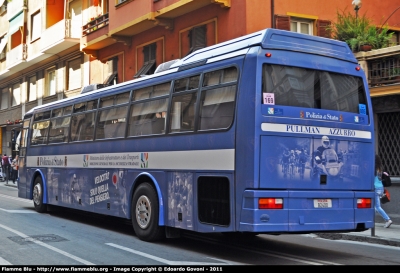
[131,183,165,242]
[33,177,47,213]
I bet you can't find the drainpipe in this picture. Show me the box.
[271,0,275,28]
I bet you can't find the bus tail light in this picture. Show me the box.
[259,198,283,209]
[357,198,371,208]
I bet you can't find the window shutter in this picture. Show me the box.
[135,44,156,78]
[275,15,290,31]
[317,20,331,38]
[28,75,37,101]
[1,87,9,110]
[68,58,82,91]
[143,46,150,63]
[189,25,206,54]
[12,83,20,106]
[149,43,156,61]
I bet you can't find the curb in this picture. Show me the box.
[316,233,400,247]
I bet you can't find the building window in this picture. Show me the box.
[187,25,206,55]
[290,19,312,35]
[0,35,6,60]
[67,57,82,91]
[134,43,156,78]
[28,75,37,101]
[45,67,56,97]
[31,11,41,42]
[1,87,8,110]
[104,57,118,85]
[275,15,331,38]
[11,82,20,106]
[389,31,399,46]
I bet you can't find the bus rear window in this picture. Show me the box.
[262,64,367,114]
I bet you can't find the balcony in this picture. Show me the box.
[82,14,109,36]
[6,43,26,70]
[354,45,400,97]
[41,19,80,54]
[82,0,229,52]
[369,60,400,87]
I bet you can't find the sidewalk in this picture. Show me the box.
[2,179,18,188]
[316,222,400,247]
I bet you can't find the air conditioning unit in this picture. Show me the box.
[80,83,108,94]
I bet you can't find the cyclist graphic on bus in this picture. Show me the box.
[275,135,350,181]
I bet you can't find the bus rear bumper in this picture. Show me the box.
[238,190,375,233]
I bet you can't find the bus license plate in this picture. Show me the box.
[314,199,332,208]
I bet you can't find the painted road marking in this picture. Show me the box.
[0,223,95,265]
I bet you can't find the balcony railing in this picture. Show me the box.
[82,13,109,36]
[6,43,26,69]
[368,57,400,86]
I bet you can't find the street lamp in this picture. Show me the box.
[352,0,362,21]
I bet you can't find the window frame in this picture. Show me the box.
[45,66,57,97]
[134,43,156,78]
[290,18,313,35]
[31,10,41,42]
[187,24,207,55]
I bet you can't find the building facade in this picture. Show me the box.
[0,0,399,173]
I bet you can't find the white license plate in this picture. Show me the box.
[313,199,332,208]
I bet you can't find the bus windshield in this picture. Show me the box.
[262,64,367,114]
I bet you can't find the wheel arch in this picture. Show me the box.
[30,169,47,204]
[129,172,165,226]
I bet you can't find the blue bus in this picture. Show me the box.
[18,29,375,241]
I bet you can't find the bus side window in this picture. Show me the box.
[70,113,95,142]
[48,117,70,144]
[97,106,128,139]
[198,67,237,130]
[170,93,196,132]
[31,121,50,145]
[128,99,167,136]
[198,85,236,130]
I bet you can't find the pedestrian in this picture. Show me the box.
[1,153,11,183]
[10,155,18,184]
[374,155,392,228]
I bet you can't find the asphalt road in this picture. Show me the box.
[1,184,399,266]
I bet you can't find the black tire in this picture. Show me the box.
[33,176,47,213]
[131,182,165,242]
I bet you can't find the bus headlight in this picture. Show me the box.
[327,167,339,176]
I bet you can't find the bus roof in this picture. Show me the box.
[25,28,356,116]
[170,28,357,68]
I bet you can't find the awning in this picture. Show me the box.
[0,33,8,53]
[9,12,24,36]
